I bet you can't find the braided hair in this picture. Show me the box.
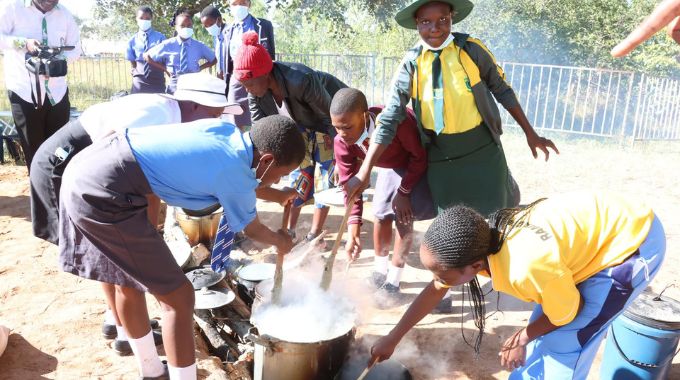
[170,8,192,28]
[422,198,546,355]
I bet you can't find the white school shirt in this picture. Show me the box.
[0,1,81,105]
[275,99,292,119]
[79,94,181,141]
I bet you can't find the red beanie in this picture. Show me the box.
[233,31,273,81]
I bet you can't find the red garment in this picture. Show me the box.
[334,106,427,225]
[233,31,273,81]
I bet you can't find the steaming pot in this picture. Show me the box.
[175,205,222,249]
[247,327,355,380]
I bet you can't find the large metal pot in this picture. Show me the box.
[175,206,222,249]
[247,327,355,380]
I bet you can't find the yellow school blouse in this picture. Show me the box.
[412,43,483,134]
[482,191,654,326]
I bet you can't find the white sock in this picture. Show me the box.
[169,362,196,380]
[128,330,164,377]
[386,264,404,287]
[374,255,389,275]
[115,325,127,341]
[104,309,116,325]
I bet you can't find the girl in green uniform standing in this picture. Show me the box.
[345,0,558,215]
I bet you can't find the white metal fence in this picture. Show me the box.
[1,53,678,141]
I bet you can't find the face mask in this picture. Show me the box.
[230,5,249,22]
[177,27,194,40]
[354,114,370,146]
[137,19,152,31]
[252,159,274,185]
[205,23,221,37]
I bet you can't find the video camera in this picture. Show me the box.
[25,45,74,78]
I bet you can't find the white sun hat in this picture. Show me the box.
[168,72,243,115]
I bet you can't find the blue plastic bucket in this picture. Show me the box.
[601,290,680,380]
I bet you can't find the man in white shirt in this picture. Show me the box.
[0,0,81,170]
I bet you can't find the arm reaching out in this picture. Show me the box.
[611,0,680,57]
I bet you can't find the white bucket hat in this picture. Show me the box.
[167,73,243,115]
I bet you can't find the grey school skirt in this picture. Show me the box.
[58,134,186,295]
[372,168,436,222]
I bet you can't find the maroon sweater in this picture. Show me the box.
[334,106,427,225]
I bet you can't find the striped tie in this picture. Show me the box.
[142,32,151,78]
[179,41,188,74]
[41,17,55,106]
[210,215,234,273]
[432,50,445,134]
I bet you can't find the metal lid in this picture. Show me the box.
[623,290,680,330]
[194,287,236,310]
[185,267,226,290]
[238,263,275,282]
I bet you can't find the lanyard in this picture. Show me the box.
[41,16,55,105]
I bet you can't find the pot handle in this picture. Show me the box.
[245,327,274,349]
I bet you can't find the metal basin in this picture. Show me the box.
[175,206,222,249]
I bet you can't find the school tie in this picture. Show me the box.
[210,215,234,273]
[179,41,189,74]
[142,32,151,78]
[432,50,445,135]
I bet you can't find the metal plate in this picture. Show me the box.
[314,188,346,207]
[194,287,236,310]
[238,263,276,282]
[185,267,226,290]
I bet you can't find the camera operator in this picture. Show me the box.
[0,0,81,171]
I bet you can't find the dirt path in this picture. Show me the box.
[1,133,678,379]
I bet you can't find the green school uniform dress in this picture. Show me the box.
[374,33,520,216]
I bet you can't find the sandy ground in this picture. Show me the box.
[1,131,679,379]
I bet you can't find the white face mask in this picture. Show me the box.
[137,19,152,31]
[354,114,370,146]
[177,27,194,40]
[252,159,274,185]
[230,5,249,22]
[205,23,221,37]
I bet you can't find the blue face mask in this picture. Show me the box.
[354,114,370,146]
[252,159,274,186]
[205,23,220,37]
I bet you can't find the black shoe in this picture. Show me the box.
[114,330,164,356]
[433,296,453,314]
[366,271,387,289]
[374,283,401,309]
[140,361,169,380]
[102,319,160,339]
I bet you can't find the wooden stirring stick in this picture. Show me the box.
[320,194,356,291]
[271,203,292,304]
[356,357,378,380]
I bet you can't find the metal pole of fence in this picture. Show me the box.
[560,68,573,131]
[541,66,553,130]
[526,66,535,127]
[607,72,619,136]
[570,69,582,132]
[602,72,613,135]
[591,70,602,135]
[642,77,656,140]
[381,58,387,105]
[581,69,593,133]
[551,67,563,131]
[661,78,673,139]
[370,53,376,106]
[517,65,526,125]
[628,72,642,140]
[671,80,680,139]
[532,65,543,128]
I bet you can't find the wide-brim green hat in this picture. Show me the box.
[395,0,474,30]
